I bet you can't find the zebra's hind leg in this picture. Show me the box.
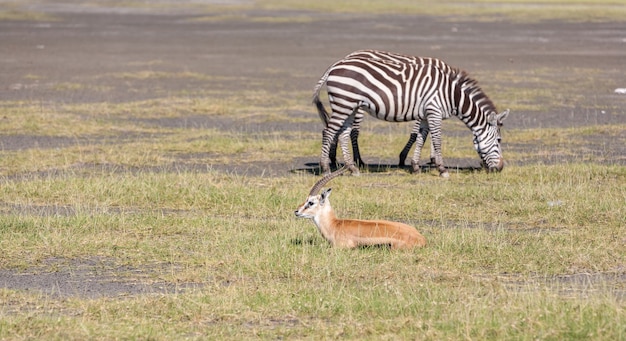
[348,110,365,168]
[400,120,421,167]
[429,140,437,166]
[323,103,363,175]
[399,133,417,168]
[329,140,339,170]
[426,116,449,178]
[410,120,429,174]
[429,146,449,178]
[434,157,449,178]
[339,127,360,175]
[320,129,335,174]
[350,129,366,168]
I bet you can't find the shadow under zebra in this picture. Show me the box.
[292,160,483,176]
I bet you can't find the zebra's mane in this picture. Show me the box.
[451,68,497,115]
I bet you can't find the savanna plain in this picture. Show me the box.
[1,0,625,339]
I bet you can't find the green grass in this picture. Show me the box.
[251,0,626,22]
[229,0,626,23]
[1,130,625,339]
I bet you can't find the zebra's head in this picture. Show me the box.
[473,109,510,172]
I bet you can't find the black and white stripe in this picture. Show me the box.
[313,50,509,176]
[325,50,452,168]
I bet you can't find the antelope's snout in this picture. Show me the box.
[294,203,307,218]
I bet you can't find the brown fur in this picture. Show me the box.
[295,188,426,250]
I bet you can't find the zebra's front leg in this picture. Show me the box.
[426,115,449,178]
[339,128,360,175]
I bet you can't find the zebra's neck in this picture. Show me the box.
[451,71,497,131]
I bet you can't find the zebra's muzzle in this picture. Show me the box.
[485,158,504,172]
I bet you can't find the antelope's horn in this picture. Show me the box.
[309,166,349,196]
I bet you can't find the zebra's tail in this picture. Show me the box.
[312,65,334,127]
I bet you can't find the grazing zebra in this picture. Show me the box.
[326,50,452,169]
[313,49,510,176]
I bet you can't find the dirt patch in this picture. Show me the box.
[0,257,201,299]
[498,273,626,302]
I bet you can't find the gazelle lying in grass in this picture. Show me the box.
[295,167,427,249]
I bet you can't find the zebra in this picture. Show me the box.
[313,49,510,177]
[325,50,452,169]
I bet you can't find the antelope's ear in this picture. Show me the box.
[320,188,332,204]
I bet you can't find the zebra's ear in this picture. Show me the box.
[497,109,510,124]
[488,109,510,126]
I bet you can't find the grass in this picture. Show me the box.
[0,104,625,339]
[251,0,626,22]
[249,0,626,23]
[0,7,58,22]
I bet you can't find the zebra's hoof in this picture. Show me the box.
[411,162,420,174]
[439,171,450,179]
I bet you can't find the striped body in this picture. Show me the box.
[313,50,509,176]
[326,50,453,168]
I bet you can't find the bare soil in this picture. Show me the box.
[1,3,625,298]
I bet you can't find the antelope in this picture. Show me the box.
[294,167,427,249]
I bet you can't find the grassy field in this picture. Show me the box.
[1,0,626,339]
[252,0,626,22]
[1,92,625,340]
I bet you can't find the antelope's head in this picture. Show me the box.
[294,166,347,219]
[294,188,332,219]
